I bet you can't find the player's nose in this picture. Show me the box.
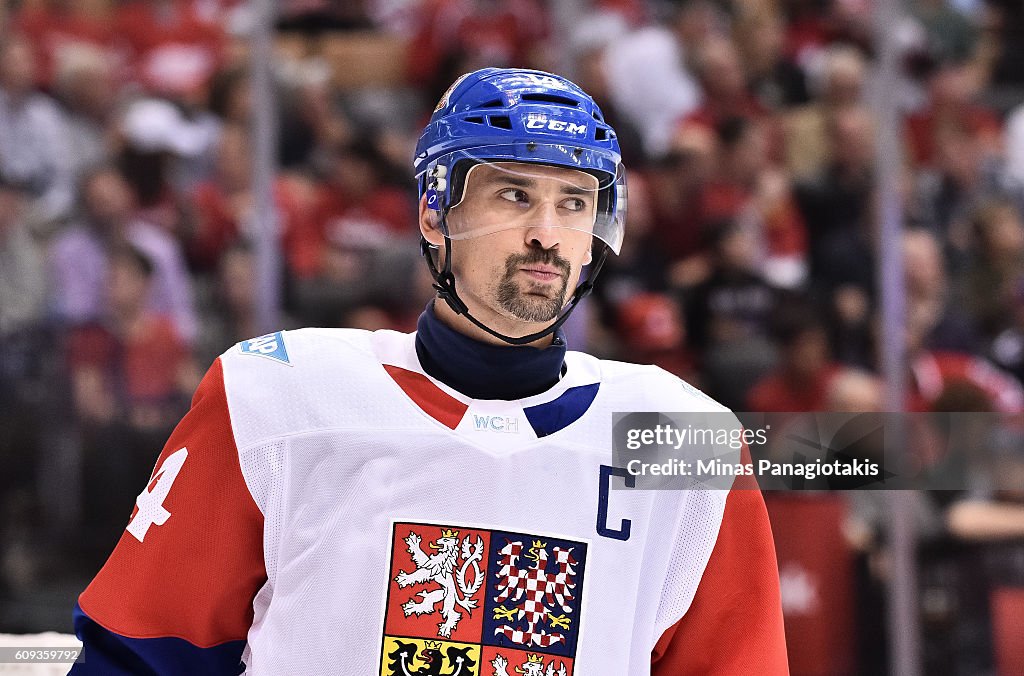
[523,202,563,249]
[523,222,562,250]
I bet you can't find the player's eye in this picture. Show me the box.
[498,188,529,205]
[562,197,588,212]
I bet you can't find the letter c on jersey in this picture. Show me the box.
[597,464,634,541]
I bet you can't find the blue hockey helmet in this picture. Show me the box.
[413,68,628,345]
[414,67,627,255]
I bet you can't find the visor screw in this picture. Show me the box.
[527,142,537,152]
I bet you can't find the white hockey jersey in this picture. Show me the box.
[72,327,787,675]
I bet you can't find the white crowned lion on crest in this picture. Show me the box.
[394,528,486,638]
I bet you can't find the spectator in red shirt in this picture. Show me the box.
[684,36,772,132]
[67,245,198,433]
[614,292,696,381]
[115,0,226,98]
[13,0,120,91]
[309,138,414,274]
[187,123,316,276]
[782,0,833,65]
[906,61,1002,170]
[699,116,808,287]
[287,138,419,325]
[405,0,550,95]
[748,307,840,413]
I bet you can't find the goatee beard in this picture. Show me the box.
[495,248,571,322]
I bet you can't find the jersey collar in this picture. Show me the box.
[414,300,567,401]
[372,307,602,443]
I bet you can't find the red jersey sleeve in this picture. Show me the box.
[73,358,266,673]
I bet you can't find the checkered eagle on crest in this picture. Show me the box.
[491,539,578,649]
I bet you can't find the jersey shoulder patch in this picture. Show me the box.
[238,331,291,366]
[221,327,393,450]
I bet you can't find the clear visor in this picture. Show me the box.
[428,148,626,254]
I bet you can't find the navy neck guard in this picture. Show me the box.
[414,301,567,400]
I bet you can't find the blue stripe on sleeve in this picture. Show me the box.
[70,603,247,675]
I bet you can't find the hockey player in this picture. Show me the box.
[71,68,787,674]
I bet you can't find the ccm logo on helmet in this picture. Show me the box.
[526,118,588,134]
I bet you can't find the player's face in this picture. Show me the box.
[427,162,597,325]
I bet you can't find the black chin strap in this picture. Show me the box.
[420,225,609,346]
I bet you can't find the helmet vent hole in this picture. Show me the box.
[479,99,504,108]
[465,116,485,124]
[488,116,513,130]
[521,93,580,106]
[594,128,608,141]
[592,110,604,121]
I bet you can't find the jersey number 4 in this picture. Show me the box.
[127,448,188,543]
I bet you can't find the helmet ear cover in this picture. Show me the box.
[442,158,474,215]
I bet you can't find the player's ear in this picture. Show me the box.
[584,242,593,266]
[419,195,444,247]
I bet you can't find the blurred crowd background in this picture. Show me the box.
[1,0,1024,673]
